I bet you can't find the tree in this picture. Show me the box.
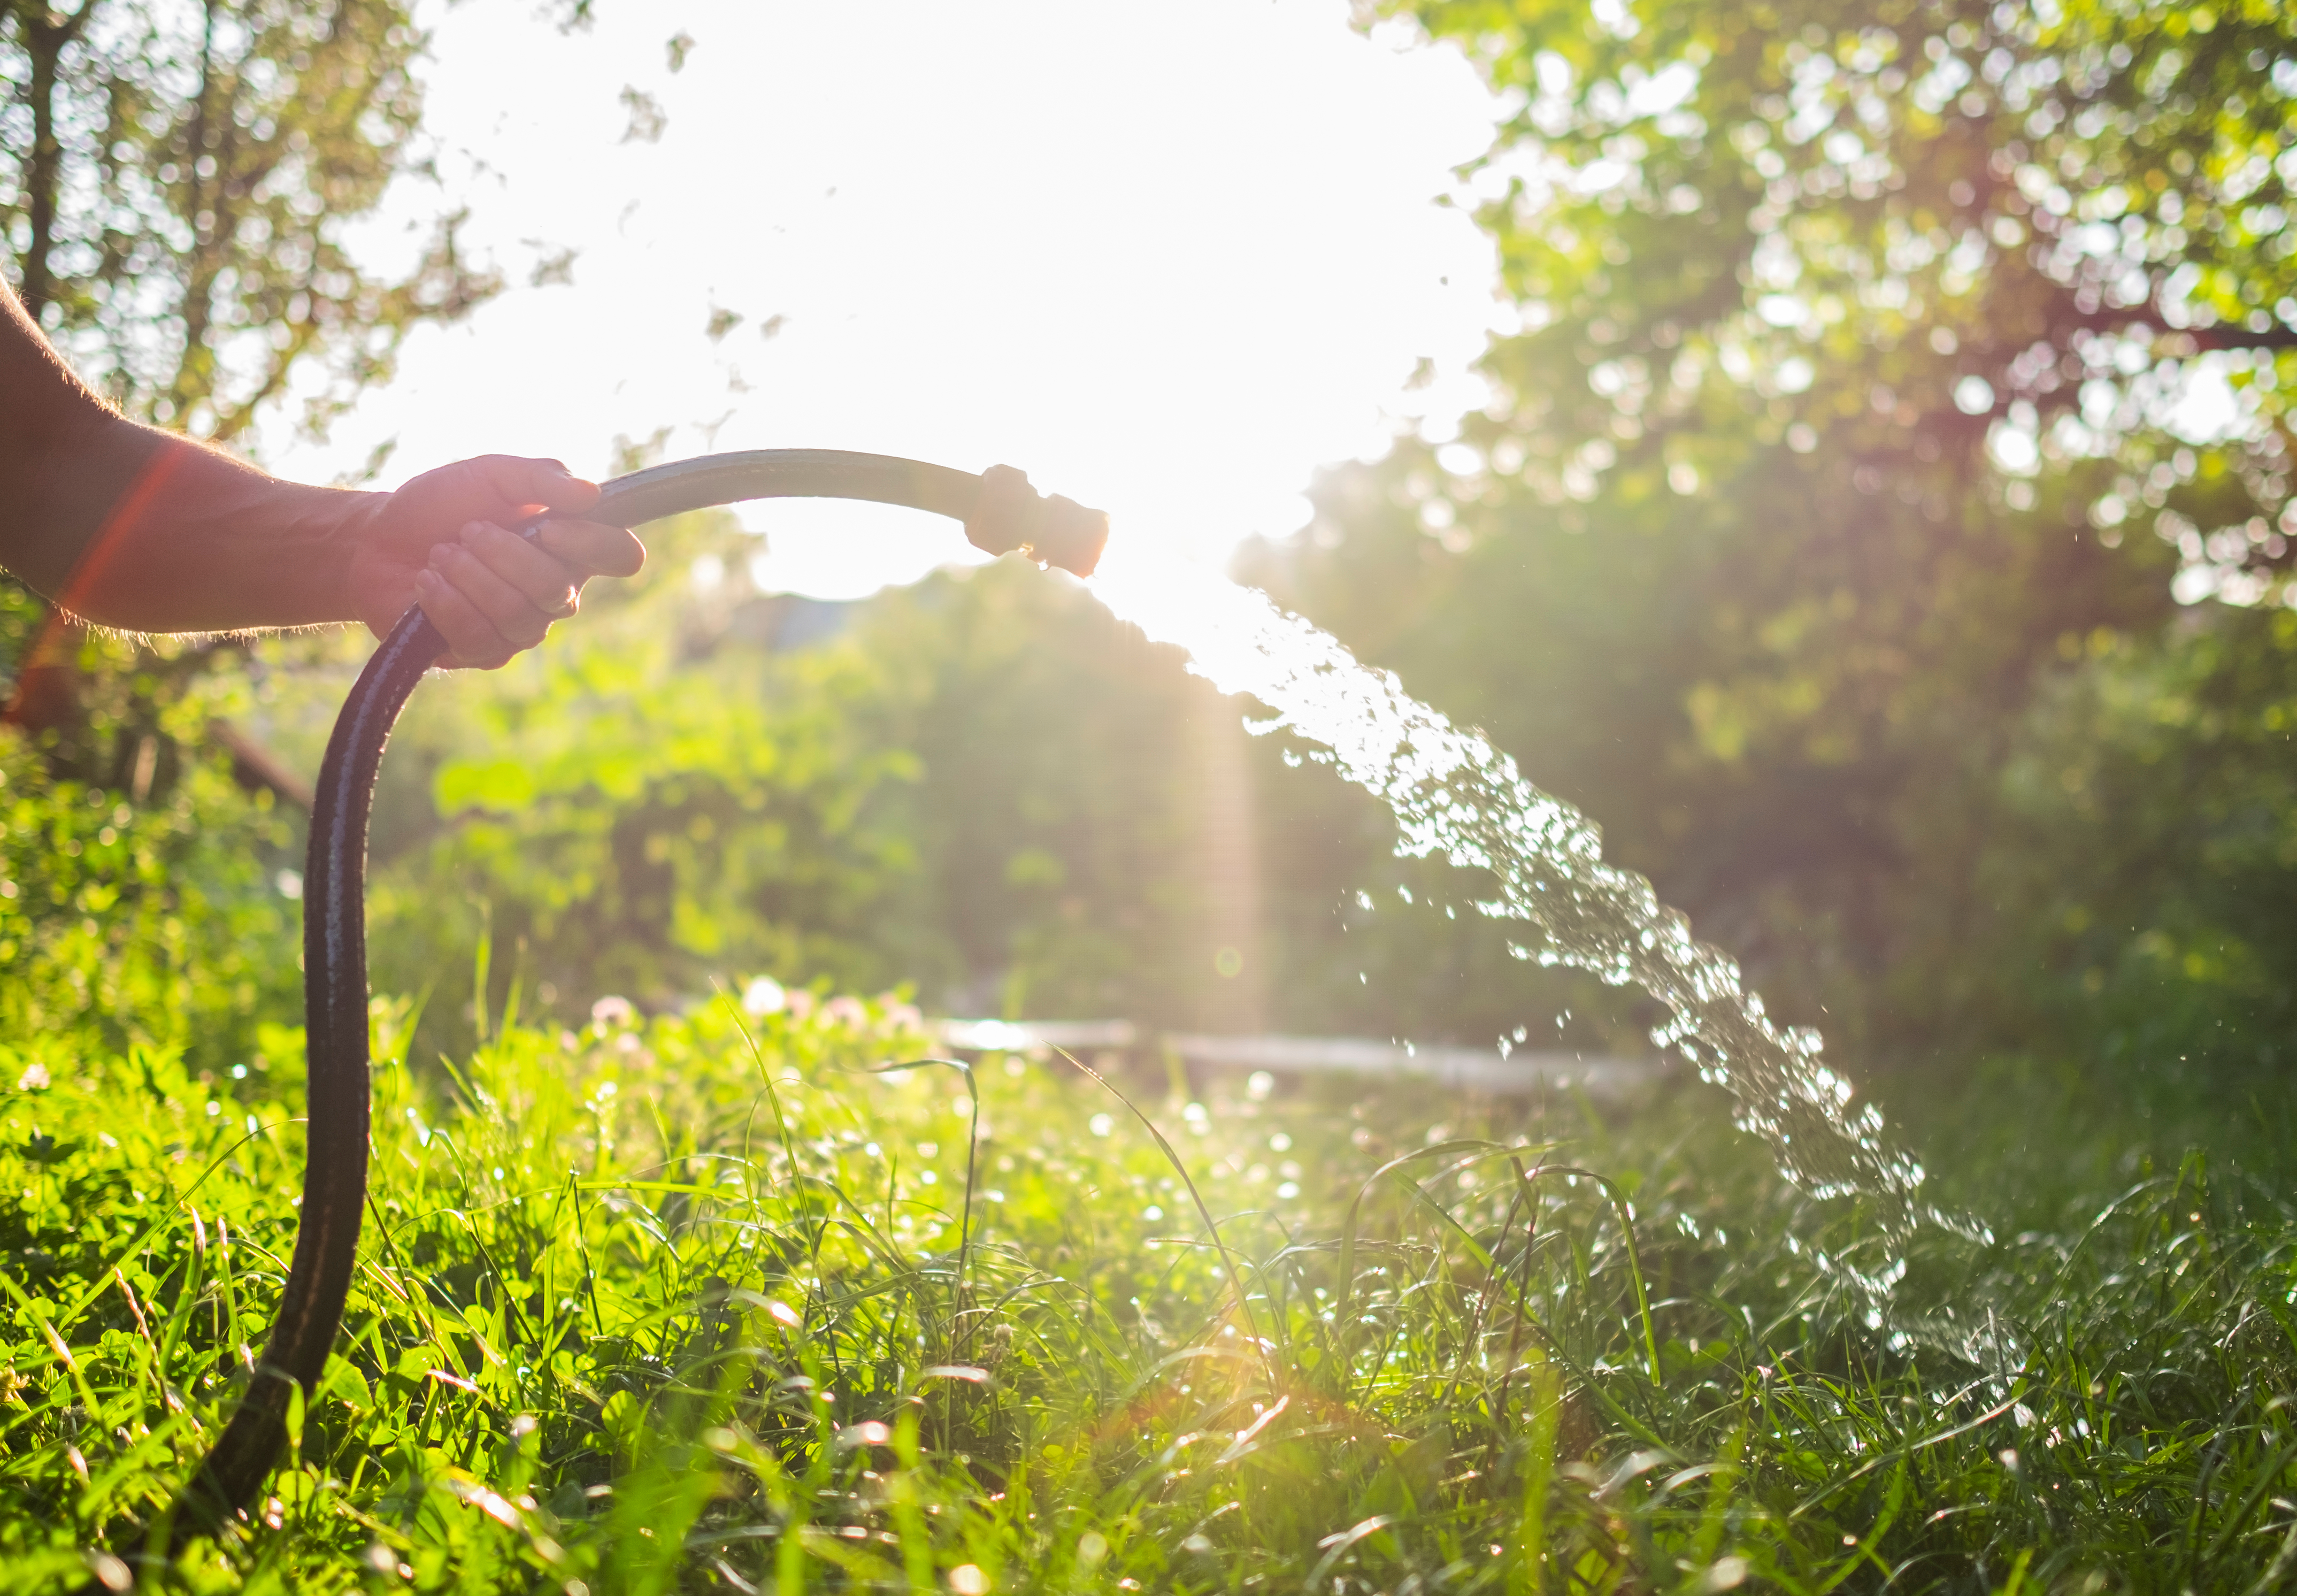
[2,0,491,441]
[1239,0,2297,1065]
[1,0,499,785]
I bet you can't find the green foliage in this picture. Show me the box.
[0,998,2291,1588]
[0,719,298,1075]
[1233,0,2297,1065]
[367,513,931,1031]
[356,523,1241,1049]
[1971,603,2297,1064]
[1399,0,2296,539]
[825,567,1233,1027]
[1,0,494,441]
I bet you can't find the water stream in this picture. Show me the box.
[1087,543,1984,1309]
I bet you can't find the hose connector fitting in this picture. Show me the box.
[965,464,1109,577]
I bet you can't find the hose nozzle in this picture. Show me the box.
[964,464,1109,577]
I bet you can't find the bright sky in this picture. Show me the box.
[258,1,1508,598]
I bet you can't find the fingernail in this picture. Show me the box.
[429,544,454,569]
[414,567,440,592]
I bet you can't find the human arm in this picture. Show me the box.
[0,282,642,667]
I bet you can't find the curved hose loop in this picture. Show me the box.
[175,449,1106,1525]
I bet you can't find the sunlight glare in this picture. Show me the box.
[265,1,1508,593]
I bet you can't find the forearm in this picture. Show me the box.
[1,284,374,634]
[15,413,375,634]
[1,279,636,665]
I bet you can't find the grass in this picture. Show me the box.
[0,991,2291,1593]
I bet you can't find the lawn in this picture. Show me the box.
[0,988,2290,1593]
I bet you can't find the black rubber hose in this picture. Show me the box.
[174,449,1105,1525]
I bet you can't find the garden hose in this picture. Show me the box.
[176,450,1107,1525]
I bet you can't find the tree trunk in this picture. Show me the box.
[12,3,99,318]
[168,0,224,425]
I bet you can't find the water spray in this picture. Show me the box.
[175,450,1106,1527]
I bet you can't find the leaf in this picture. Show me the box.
[435,760,540,815]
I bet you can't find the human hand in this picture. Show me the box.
[345,455,646,668]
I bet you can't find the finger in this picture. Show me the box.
[413,567,520,669]
[529,517,646,579]
[432,539,554,646]
[457,519,585,614]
